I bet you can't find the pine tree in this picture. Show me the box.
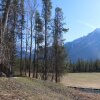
[19,0,25,76]
[42,0,52,80]
[33,11,43,78]
[53,7,68,82]
[24,14,29,76]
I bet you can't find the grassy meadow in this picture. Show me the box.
[61,73,100,89]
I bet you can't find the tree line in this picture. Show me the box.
[0,0,68,82]
[69,59,100,72]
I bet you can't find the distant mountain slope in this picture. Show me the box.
[65,28,100,62]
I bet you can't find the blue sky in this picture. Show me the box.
[36,0,100,42]
[52,0,100,42]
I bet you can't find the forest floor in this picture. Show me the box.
[0,76,100,100]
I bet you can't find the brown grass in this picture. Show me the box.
[61,73,100,89]
[0,77,73,100]
[1,73,100,100]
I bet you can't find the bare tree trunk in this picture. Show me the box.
[2,0,11,30]
[25,29,28,76]
[33,33,36,78]
[0,0,11,65]
[36,44,39,79]
[20,28,23,76]
[55,46,58,83]
[29,15,33,77]
[44,20,48,80]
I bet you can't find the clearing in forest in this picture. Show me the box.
[61,73,100,89]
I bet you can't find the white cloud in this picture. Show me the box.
[78,20,96,29]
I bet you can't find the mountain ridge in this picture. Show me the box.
[65,28,100,62]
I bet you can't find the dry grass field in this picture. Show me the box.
[61,73,100,89]
[0,77,74,100]
[0,74,100,100]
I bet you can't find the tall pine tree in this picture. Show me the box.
[42,0,52,80]
[53,7,68,82]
